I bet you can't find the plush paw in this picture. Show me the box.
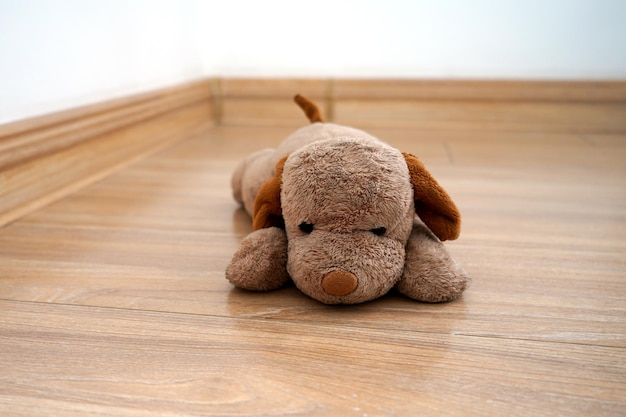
[226,227,290,291]
[396,220,470,302]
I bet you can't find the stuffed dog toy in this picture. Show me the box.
[226,95,470,304]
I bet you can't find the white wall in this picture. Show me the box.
[200,0,626,79]
[0,0,205,124]
[1,0,625,124]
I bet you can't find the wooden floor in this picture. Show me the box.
[1,118,625,416]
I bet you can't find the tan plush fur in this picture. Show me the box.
[226,95,470,304]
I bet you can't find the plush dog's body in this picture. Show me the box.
[227,95,469,304]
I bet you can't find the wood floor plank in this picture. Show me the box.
[1,128,624,350]
[1,300,624,417]
[1,121,625,415]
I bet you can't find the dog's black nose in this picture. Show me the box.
[322,270,358,296]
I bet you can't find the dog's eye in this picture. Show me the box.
[299,222,314,234]
[371,227,386,236]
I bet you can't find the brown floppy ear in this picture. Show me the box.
[253,156,288,230]
[402,152,461,241]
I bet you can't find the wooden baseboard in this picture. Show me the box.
[217,78,626,132]
[0,80,214,227]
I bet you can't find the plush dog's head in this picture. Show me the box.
[281,137,413,303]
[252,136,460,304]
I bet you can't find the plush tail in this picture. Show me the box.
[294,94,324,123]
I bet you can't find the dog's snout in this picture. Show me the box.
[322,270,358,296]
